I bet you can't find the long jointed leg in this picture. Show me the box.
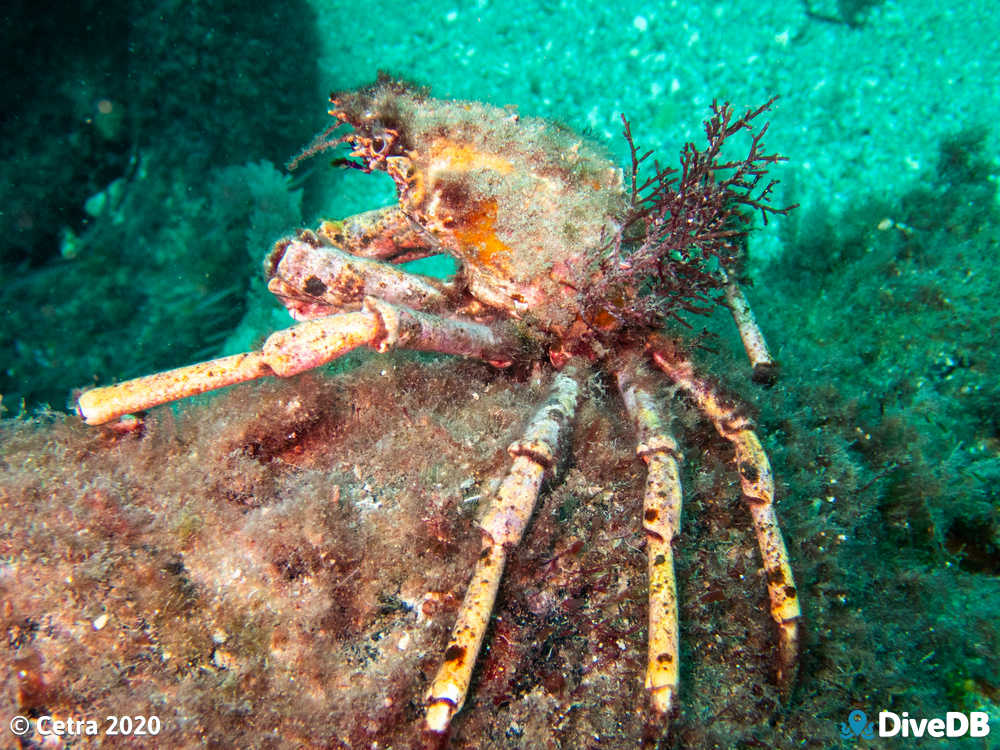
[317,205,433,263]
[721,271,779,385]
[77,298,520,426]
[77,311,381,426]
[267,235,450,319]
[615,361,684,716]
[650,340,800,694]
[425,367,583,733]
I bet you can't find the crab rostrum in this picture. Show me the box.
[77,76,801,735]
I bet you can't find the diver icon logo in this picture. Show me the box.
[841,709,876,740]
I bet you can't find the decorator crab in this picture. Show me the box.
[77,77,801,735]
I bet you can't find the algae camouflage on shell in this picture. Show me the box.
[1,349,789,748]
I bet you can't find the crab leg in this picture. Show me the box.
[425,367,582,733]
[615,360,684,715]
[77,298,521,426]
[77,311,380,425]
[268,235,451,322]
[721,272,778,385]
[316,206,434,263]
[649,338,800,695]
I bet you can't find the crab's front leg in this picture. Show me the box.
[315,206,435,264]
[77,298,520,426]
[425,366,583,733]
[266,234,453,320]
[316,155,434,264]
[77,311,380,425]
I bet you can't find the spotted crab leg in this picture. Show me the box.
[721,271,778,385]
[425,366,582,733]
[316,205,434,264]
[267,235,452,320]
[649,337,801,695]
[77,298,520,426]
[615,358,684,716]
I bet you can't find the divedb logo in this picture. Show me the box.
[841,709,991,739]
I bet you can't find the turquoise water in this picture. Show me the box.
[1,0,997,746]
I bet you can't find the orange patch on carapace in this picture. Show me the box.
[589,303,624,332]
[428,139,515,175]
[453,199,512,271]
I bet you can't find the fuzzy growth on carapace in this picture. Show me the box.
[582,98,797,333]
[286,75,627,336]
[286,78,794,356]
[288,73,616,192]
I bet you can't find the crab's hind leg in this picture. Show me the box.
[649,337,800,695]
[615,358,684,716]
[721,271,778,385]
[77,298,520,426]
[425,366,583,733]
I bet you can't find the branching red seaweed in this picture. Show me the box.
[581,97,798,332]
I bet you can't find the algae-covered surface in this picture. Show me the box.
[2,0,999,748]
